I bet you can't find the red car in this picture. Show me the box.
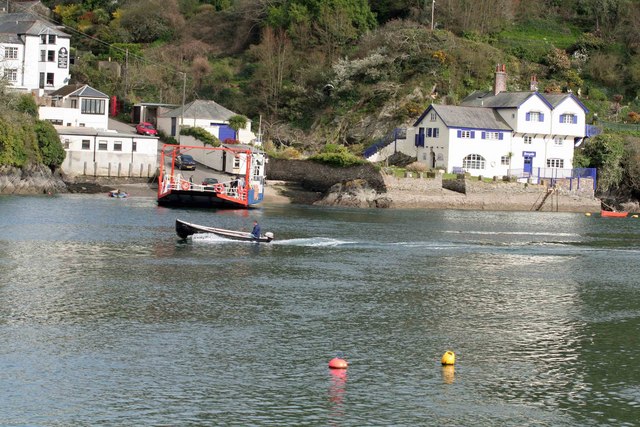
[135,122,158,136]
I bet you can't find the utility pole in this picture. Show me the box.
[431,0,435,30]
[178,72,186,143]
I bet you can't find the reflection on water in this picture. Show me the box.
[1,196,640,425]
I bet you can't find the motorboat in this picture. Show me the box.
[176,219,274,243]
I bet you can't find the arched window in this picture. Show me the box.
[462,154,486,170]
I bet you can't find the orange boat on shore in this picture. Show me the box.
[601,210,629,218]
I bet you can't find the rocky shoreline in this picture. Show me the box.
[1,165,602,212]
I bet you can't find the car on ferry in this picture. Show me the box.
[176,154,196,170]
[202,177,218,190]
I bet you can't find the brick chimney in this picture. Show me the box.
[493,64,507,95]
[530,75,538,91]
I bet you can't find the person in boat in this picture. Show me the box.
[251,220,261,239]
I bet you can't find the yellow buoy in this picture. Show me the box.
[441,350,456,365]
[632,215,638,218]
[585,212,591,216]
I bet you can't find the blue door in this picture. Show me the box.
[219,125,236,142]
[524,156,533,175]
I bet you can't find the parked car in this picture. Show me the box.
[135,122,158,136]
[202,177,218,190]
[175,154,196,170]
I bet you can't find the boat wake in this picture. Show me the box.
[273,237,356,247]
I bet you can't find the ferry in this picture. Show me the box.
[157,144,267,208]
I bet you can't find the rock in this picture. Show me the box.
[315,179,390,208]
[0,164,67,195]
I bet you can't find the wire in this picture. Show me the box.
[9,0,186,76]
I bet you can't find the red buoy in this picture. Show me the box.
[328,357,348,369]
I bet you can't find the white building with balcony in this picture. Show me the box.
[39,84,110,130]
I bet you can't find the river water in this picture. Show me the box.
[1,194,639,426]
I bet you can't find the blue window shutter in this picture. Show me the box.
[471,131,475,138]
[414,134,418,147]
[427,128,432,137]
[540,113,544,121]
[481,132,486,139]
[498,133,503,140]
[526,112,530,121]
[560,115,564,123]
[457,130,461,138]
[573,115,577,124]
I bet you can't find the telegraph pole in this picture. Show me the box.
[431,0,435,30]
[178,72,186,143]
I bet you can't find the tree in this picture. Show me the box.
[34,120,66,171]
[119,0,185,43]
[581,134,625,193]
[249,27,292,118]
[228,115,248,133]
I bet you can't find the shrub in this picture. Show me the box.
[34,120,65,170]
[406,161,428,172]
[180,126,221,146]
[308,143,366,167]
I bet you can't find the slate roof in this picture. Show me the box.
[49,84,109,99]
[415,104,511,130]
[0,13,69,37]
[461,91,550,108]
[162,99,238,121]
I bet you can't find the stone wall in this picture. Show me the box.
[443,176,595,197]
[266,159,386,193]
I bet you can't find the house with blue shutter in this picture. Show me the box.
[407,65,589,179]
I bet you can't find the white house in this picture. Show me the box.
[405,65,589,179]
[0,12,71,94]
[157,99,257,146]
[39,84,110,130]
[57,127,159,178]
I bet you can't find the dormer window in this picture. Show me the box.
[41,34,56,44]
[526,111,544,122]
[560,114,577,124]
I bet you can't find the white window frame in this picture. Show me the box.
[524,136,533,145]
[430,112,437,122]
[462,154,486,170]
[560,114,575,124]
[547,158,564,168]
[114,141,122,152]
[3,68,17,82]
[501,155,510,166]
[98,140,108,151]
[554,137,563,146]
[485,132,500,140]
[460,130,472,139]
[529,112,541,122]
[81,140,91,150]
[5,47,18,60]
